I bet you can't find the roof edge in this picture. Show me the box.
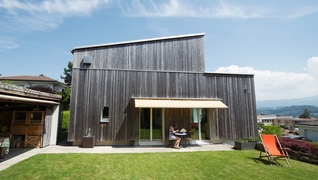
[204,71,255,76]
[71,33,205,53]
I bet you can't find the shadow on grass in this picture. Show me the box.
[110,144,203,148]
[249,157,287,167]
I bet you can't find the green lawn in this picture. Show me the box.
[0,150,316,180]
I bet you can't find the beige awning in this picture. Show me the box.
[134,99,228,108]
[0,94,60,105]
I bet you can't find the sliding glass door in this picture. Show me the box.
[190,108,208,140]
[140,108,163,141]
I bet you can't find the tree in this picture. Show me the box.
[60,61,73,86]
[299,108,310,118]
[58,87,71,110]
[262,126,282,137]
[60,61,72,110]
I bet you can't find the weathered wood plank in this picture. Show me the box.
[68,35,258,144]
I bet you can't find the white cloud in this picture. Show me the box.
[0,0,111,15]
[0,0,112,50]
[305,57,318,79]
[0,0,112,31]
[119,0,260,18]
[119,0,318,19]
[215,65,318,101]
[285,7,318,19]
[0,38,19,50]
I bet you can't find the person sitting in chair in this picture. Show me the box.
[169,123,181,149]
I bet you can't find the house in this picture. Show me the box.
[257,114,276,125]
[0,75,67,92]
[273,116,295,127]
[0,82,61,147]
[68,33,258,146]
[273,116,316,127]
[296,120,318,142]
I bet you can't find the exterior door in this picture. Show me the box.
[190,108,208,141]
[140,108,163,142]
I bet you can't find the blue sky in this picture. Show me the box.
[0,0,318,101]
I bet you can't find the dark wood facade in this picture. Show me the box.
[69,34,258,145]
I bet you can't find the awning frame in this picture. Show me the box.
[133,98,228,108]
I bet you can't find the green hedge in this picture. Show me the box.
[62,111,70,131]
[262,125,282,137]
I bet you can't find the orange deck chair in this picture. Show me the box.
[259,134,291,167]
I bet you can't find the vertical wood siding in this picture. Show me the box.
[72,36,205,72]
[69,70,257,142]
[69,35,257,144]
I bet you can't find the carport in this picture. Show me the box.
[0,83,61,148]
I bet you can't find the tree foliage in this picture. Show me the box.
[258,122,264,130]
[262,126,282,137]
[60,61,72,110]
[58,87,71,110]
[60,61,73,86]
[299,108,311,118]
[62,110,70,130]
[1,80,13,84]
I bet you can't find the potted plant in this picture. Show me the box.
[234,136,259,150]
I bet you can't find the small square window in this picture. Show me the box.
[101,107,109,122]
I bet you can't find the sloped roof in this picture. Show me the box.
[0,82,62,101]
[71,33,205,53]
[0,75,57,82]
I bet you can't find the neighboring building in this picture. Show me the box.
[0,75,67,92]
[0,82,61,147]
[69,33,258,146]
[257,114,316,127]
[257,114,276,125]
[273,116,295,126]
[273,116,316,127]
[257,114,318,139]
[296,120,318,142]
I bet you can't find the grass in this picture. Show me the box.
[0,150,317,180]
[140,129,162,139]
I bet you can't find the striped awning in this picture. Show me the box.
[134,98,228,108]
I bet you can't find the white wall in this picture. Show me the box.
[49,104,60,145]
[298,125,318,142]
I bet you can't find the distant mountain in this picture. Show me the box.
[257,105,318,117]
[257,95,318,108]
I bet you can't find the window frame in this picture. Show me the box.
[100,106,109,122]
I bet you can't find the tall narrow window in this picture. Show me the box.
[101,107,109,122]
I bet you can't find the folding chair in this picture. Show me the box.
[167,129,175,147]
[259,134,291,167]
[167,139,175,147]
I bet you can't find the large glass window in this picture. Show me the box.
[140,108,162,141]
[190,108,208,140]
